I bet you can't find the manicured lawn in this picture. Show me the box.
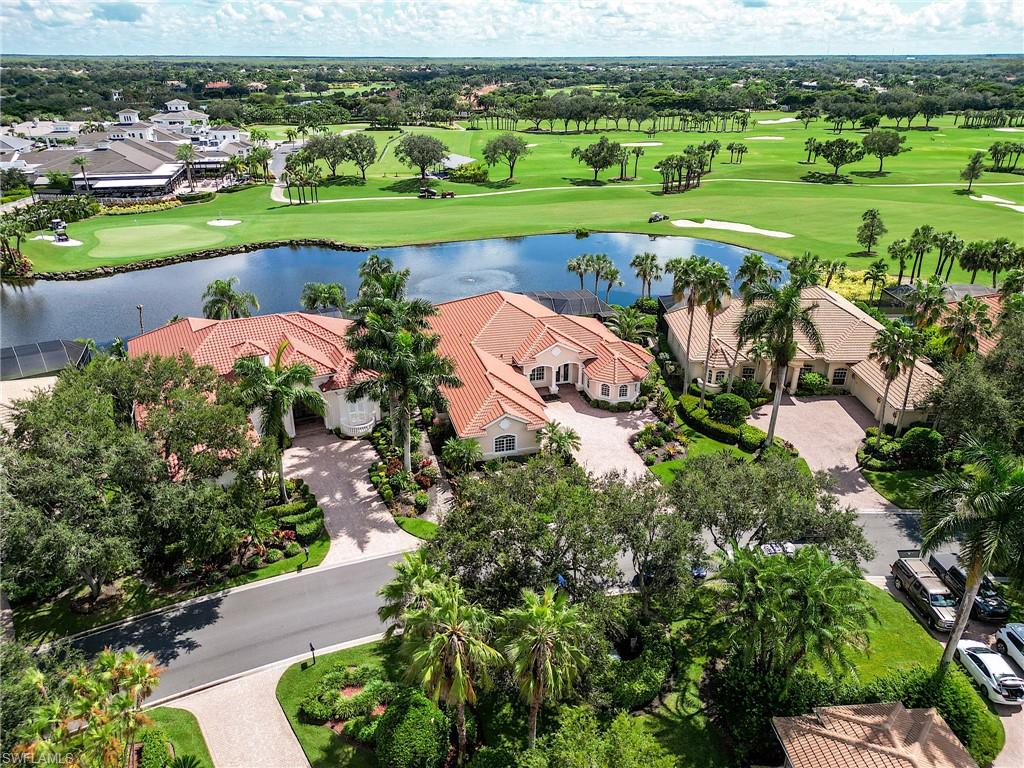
[146,707,214,768]
[845,584,942,681]
[12,531,330,643]
[24,113,1022,279]
[394,515,438,540]
[861,468,931,509]
[651,424,750,483]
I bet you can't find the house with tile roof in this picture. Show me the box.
[430,291,653,458]
[773,702,977,768]
[664,285,942,427]
[127,314,381,438]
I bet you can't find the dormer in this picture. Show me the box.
[165,99,190,112]
[118,108,140,125]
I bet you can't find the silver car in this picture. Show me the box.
[954,640,1024,705]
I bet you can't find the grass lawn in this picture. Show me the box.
[651,424,750,483]
[12,531,330,643]
[394,515,438,540]
[24,112,1022,278]
[146,707,214,768]
[846,584,942,680]
[861,468,931,509]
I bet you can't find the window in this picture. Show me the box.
[600,383,610,397]
[618,384,629,398]
[714,371,726,383]
[346,397,372,425]
[529,367,545,382]
[742,367,755,380]
[493,434,516,453]
[831,368,848,386]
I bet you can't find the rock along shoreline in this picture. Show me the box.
[27,239,372,281]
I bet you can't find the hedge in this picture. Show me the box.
[266,496,316,520]
[374,690,450,768]
[709,393,751,427]
[177,191,215,204]
[138,728,171,768]
[101,200,182,215]
[294,513,325,544]
[602,627,672,711]
[301,664,401,722]
[279,506,323,527]
[678,397,742,444]
[738,424,768,452]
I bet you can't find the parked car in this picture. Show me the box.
[760,541,796,557]
[954,640,1024,705]
[928,552,1010,622]
[890,557,958,632]
[996,624,1024,670]
[648,212,669,223]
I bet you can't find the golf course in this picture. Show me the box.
[21,112,1024,281]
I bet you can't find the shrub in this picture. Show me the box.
[709,393,751,427]
[467,747,519,768]
[797,372,831,395]
[375,690,450,768]
[632,296,659,315]
[730,376,767,405]
[245,555,262,570]
[226,563,244,577]
[284,541,303,558]
[219,181,259,193]
[575,227,590,238]
[266,498,316,520]
[738,424,768,452]
[602,627,672,711]
[448,161,489,183]
[265,549,283,563]
[139,728,170,768]
[301,664,401,722]
[280,506,323,527]
[414,491,429,512]
[343,714,381,744]
[294,514,324,544]
[899,427,944,469]
[101,200,182,215]
[679,402,741,444]
[177,191,215,204]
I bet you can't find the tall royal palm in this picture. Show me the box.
[175,143,197,191]
[501,587,588,749]
[629,251,662,299]
[942,295,993,359]
[867,324,914,449]
[403,583,501,761]
[234,340,325,503]
[71,155,91,192]
[735,252,781,298]
[737,282,824,445]
[201,276,259,319]
[895,279,945,435]
[918,438,1024,672]
[665,255,712,386]
[698,263,731,409]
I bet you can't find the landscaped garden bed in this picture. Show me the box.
[365,418,441,533]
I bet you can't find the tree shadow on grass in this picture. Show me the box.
[952,189,975,197]
[321,175,366,188]
[560,177,606,187]
[845,250,878,258]
[800,171,852,184]
[381,177,433,194]
[474,178,517,190]
[851,170,890,179]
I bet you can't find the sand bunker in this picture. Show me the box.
[997,204,1024,213]
[31,234,83,247]
[747,136,784,141]
[622,141,663,147]
[671,219,794,238]
[994,127,1024,133]
[526,143,539,147]
[207,219,241,227]
[970,194,1016,205]
[758,117,798,125]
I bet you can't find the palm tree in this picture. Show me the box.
[501,587,588,749]
[285,128,297,144]
[960,240,989,284]
[71,155,90,192]
[606,307,654,344]
[602,265,623,302]
[736,252,781,298]
[566,256,589,290]
[788,252,823,288]
[175,143,197,191]
[630,252,661,299]
[895,279,946,435]
[888,238,912,286]
[665,255,712,385]
[234,340,325,503]
[867,325,914,448]
[697,263,731,409]
[378,550,450,638]
[942,295,993,359]
[250,146,272,183]
[536,421,581,460]
[822,259,847,288]
[222,155,245,184]
[441,437,483,474]
[201,276,259,319]
[737,281,824,445]
[918,438,1024,672]
[591,253,614,295]
[863,259,889,305]
[299,282,346,313]
[998,267,1024,300]
[402,583,502,761]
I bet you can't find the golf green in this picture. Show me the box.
[90,223,230,259]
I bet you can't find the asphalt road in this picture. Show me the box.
[73,554,402,701]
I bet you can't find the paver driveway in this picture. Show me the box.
[748,394,897,510]
[544,390,656,480]
[283,430,418,566]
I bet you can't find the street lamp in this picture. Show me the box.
[136,304,145,334]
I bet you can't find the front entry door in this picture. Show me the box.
[555,363,571,384]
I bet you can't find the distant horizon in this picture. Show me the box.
[3,0,1022,58]
[3,53,1023,60]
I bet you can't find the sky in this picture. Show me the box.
[2,0,1022,57]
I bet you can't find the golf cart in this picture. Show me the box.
[648,212,669,223]
[418,187,439,199]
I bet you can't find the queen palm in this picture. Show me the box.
[863,259,889,305]
[942,295,993,359]
[918,438,1024,672]
[175,143,197,191]
[299,282,346,313]
[71,155,91,192]
[867,324,914,448]
[501,587,588,749]
[536,421,582,460]
[234,340,325,503]
[895,279,946,435]
[737,281,824,445]
[735,252,781,297]
[665,255,712,385]
[202,276,259,319]
[629,251,661,299]
[697,263,731,409]
[378,550,450,638]
[402,583,501,761]
[602,265,623,302]
[606,306,654,344]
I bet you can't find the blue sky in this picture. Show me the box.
[3,0,1022,57]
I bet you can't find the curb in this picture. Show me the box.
[147,633,386,707]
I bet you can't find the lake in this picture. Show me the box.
[1,233,786,346]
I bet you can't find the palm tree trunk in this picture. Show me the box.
[402,401,413,473]
[388,392,401,449]
[684,308,696,386]
[939,558,984,670]
[765,363,787,444]
[456,702,468,761]
[876,379,893,449]
[894,357,917,436]
[528,691,541,749]
[699,315,715,409]
[278,449,288,504]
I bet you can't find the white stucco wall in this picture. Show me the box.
[476,417,539,459]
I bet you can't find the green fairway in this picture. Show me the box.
[24,112,1023,277]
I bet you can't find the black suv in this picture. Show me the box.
[927,553,1010,623]
[891,557,958,633]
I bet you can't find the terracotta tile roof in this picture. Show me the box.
[773,702,977,768]
[127,313,360,390]
[945,293,1002,355]
[851,356,943,411]
[431,292,652,437]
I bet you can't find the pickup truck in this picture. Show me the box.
[927,552,1010,623]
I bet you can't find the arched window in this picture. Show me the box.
[618,384,629,398]
[494,434,516,453]
[529,367,545,382]
[714,371,726,383]
[600,383,610,397]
